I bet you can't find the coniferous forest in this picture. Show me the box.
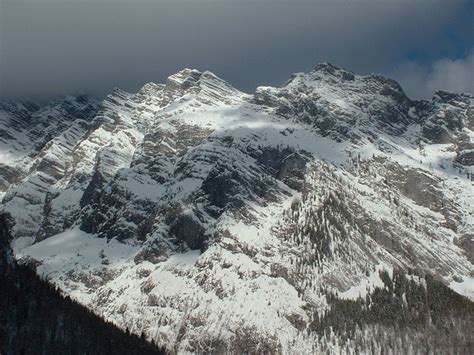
[0,216,166,355]
[310,270,474,353]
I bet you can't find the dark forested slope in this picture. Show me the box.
[0,215,166,355]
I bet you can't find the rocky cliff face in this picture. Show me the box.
[1,63,473,353]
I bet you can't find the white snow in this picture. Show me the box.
[17,228,139,277]
[2,66,473,352]
[339,264,392,300]
[449,275,474,301]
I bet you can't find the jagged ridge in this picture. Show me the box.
[1,64,473,353]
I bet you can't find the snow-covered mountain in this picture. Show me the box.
[1,64,473,353]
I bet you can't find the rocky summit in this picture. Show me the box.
[1,64,473,353]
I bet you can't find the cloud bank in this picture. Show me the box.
[392,51,473,99]
[0,0,472,100]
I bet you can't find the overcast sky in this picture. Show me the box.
[0,0,472,101]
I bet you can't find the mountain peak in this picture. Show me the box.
[433,90,472,105]
[313,62,343,72]
[311,62,355,81]
[165,68,235,92]
[166,68,203,91]
[2,62,473,354]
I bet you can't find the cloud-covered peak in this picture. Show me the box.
[1,0,471,100]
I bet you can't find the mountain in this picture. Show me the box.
[0,214,165,354]
[1,63,473,353]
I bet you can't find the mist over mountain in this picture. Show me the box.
[1,0,472,101]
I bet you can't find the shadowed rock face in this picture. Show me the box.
[202,168,246,210]
[456,150,474,166]
[169,213,206,251]
[252,146,309,191]
[455,234,474,264]
[1,64,473,353]
[0,166,21,191]
[455,133,474,166]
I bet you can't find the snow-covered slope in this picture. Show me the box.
[1,64,473,352]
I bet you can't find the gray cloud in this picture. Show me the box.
[0,0,471,100]
[391,51,474,99]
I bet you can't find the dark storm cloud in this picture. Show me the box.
[0,0,472,100]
